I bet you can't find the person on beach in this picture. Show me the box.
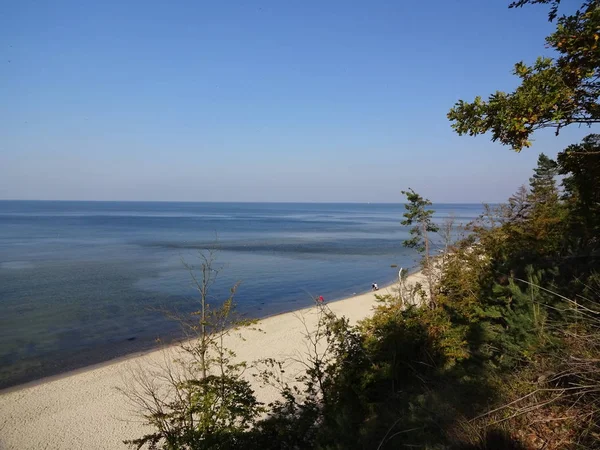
[317,295,324,304]
[372,283,379,291]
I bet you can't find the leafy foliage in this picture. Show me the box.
[509,0,561,21]
[122,252,263,450]
[448,0,600,151]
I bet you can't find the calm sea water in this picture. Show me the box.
[0,201,482,389]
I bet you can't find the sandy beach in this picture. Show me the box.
[0,271,425,450]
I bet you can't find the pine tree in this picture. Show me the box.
[529,153,558,203]
[401,188,439,253]
[557,134,600,271]
[401,188,439,307]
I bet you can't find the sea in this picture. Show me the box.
[0,201,483,389]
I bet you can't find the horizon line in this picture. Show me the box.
[0,199,494,205]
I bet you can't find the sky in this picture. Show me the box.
[0,0,594,203]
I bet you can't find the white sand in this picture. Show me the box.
[0,272,425,450]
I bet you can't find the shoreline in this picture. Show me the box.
[0,270,424,450]
[0,269,412,395]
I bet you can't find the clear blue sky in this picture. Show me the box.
[0,0,594,202]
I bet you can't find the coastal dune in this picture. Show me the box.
[0,271,425,450]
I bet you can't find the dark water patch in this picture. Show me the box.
[142,237,406,256]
